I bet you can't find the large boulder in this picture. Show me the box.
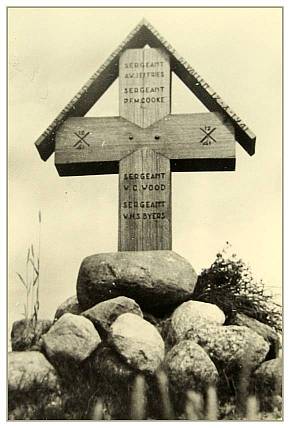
[82,296,143,337]
[109,313,165,374]
[42,313,101,369]
[76,251,197,313]
[165,340,218,392]
[167,300,225,345]
[229,312,280,358]
[8,351,60,393]
[54,295,82,321]
[186,324,269,372]
[11,319,52,351]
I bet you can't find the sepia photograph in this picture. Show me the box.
[7,5,282,420]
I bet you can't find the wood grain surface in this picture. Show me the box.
[55,112,235,176]
[119,148,171,251]
[119,48,170,128]
[35,19,255,161]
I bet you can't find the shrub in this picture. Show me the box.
[193,243,282,333]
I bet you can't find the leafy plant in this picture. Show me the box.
[193,242,282,332]
[16,210,42,328]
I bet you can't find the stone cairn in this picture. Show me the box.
[8,251,281,420]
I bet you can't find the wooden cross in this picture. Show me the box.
[34,20,255,252]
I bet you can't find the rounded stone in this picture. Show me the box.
[109,313,165,374]
[11,319,52,352]
[82,296,143,337]
[76,251,197,312]
[186,324,270,371]
[254,357,282,396]
[165,340,218,392]
[54,295,82,321]
[42,313,101,367]
[168,300,225,344]
[92,343,135,383]
[229,312,280,358]
[8,351,60,393]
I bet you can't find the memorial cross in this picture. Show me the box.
[34,19,256,252]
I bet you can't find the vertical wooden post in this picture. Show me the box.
[118,46,172,251]
[119,148,171,251]
[119,47,171,128]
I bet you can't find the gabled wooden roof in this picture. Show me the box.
[35,18,256,161]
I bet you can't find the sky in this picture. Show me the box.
[8,7,282,331]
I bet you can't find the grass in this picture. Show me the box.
[16,210,41,328]
[91,369,282,420]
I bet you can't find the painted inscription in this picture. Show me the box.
[74,130,90,149]
[119,148,171,251]
[199,126,217,145]
[119,48,170,128]
[121,172,168,221]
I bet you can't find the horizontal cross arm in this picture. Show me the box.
[55,113,235,176]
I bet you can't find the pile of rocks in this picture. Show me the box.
[8,251,282,420]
